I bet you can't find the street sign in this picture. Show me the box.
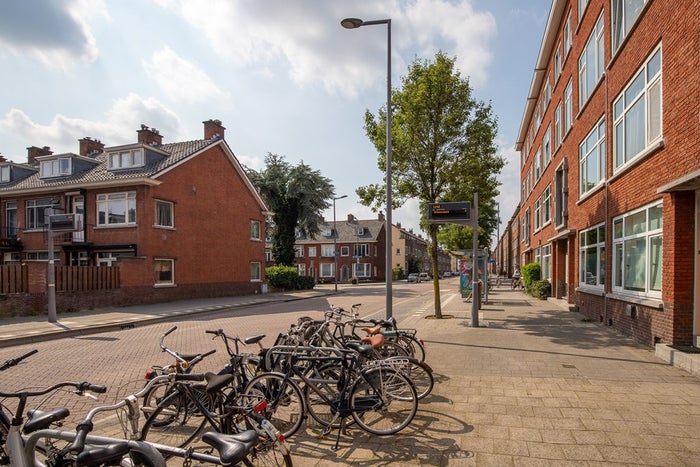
[427,201,471,224]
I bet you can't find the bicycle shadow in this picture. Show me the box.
[290,408,474,466]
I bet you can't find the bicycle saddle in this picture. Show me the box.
[202,430,258,466]
[23,407,70,434]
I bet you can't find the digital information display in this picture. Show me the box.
[427,201,471,224]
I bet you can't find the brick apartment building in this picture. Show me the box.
[498,0,699,348]
[0,119,268,314]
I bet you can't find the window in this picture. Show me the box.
[97,192,136,226]
[579,14,604,106]
[353,263,371,278]
[534,106,541,133]
[308,246,317,257]
[265,250,273,262]
[109,149,144,169]
[554,103,562,149]
[25,251,59,262]
[250,262,261,281]
[5,201,17,239]
[542,185,552,225]
[40,158,71,178]
[354,244,369,257]
[542,126,551,168]
[249,220,260,240]
[534,148,541,181]
[523,209,531,246]
[534,198,541,230]
[580,224,605,287]
[580,118,606,196]
[294,246,304,258]
[563,11,572,58]
[321,244,334,257]
[542,76,551,110]
[155,200,174,228]
[0,166,10,182]
[612,0,646,52]
[613,46,662,171]
[612,202,662,296]
[320,263,335,278]
[554,44,562,83]
[579,0,589,17]
[340,246,349,256]
[555,165,567,227]
[26,198,53,230]
[542,244,552,281]
[154,259,174,286]
[564,80,573,134]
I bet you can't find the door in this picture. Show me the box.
[72,196,85,242]
[694,190,700,347]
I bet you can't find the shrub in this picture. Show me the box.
[295,275,316,290]
[530,279,551,299]
[265,265,299,290]
[521,262,541,293]
[350,276,358,285]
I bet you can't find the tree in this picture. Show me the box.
[246,153,334,266]
[358,52,504,318]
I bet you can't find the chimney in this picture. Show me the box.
[203,119,225,140]
[27,146,52,165]
[347,214,355,223]
[79,137,105,157]
[137,125,163,145]
[397,222,402,229]
[378,212,385,222]
[0,154,6,163]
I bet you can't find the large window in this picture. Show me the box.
[0,166,10,182]
[354,244,369,257]
[250,220,260,240]
[554,102,562,149]
[580,224,605,287]
[534,148,542,181]
[578,14,604,106]
[579,118,606,195]
[563,11,572,57]
[555,165,567,227]
[554,44,562,83]
[564,80,573,134]
[250,262,261,281]
[308,246,317,257]
[155,200,173,228]
[612,0,646,52]
[26,198,53,230]
[613,202,662,296]
[321,244,334,257]
[542,185,552,225]
[542,126,551,168]
[5,201,17,239]
[320,263,335,278]
[353,263,371,278]
[98,192,136,226]
[613,46,662,171]
[154,259,174,286]
[542,244,551,281]
[40,158,71,178]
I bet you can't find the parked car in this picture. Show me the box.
[442,271,452,278]
[407,273,420,283]
[419,272,430,282]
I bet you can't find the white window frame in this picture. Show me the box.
[26,198,54,230]
[109,149,144,170]
[340,246,349,256]
[154,258,174,286]
[578,14,604,107]
[321,244,334,257]
[250,261,262,281]
[97,192,136,226]
[541,244,551,281]
[250,220,261,240]
[612,0,647,52]
[542,184,552,226]
[554,43,562,83]
[534,198,541,231]
[155,200,174,228]
[613,45,662,172]
[542,126,551,168]
[320,263,335,278]
[554,102,562,149]
[354,244,369,258]
[579,224,606,287]
[0,165,10,182]
[612,201,662,297]
[564,79,573,135]
[579,118,606,196]
[40,158,71,178]
[579,0,589,18]
[534,148,541,181]
[353,263,371,278]
[563,11,572,58]
[308,246,317,257]
[542,76,551,111]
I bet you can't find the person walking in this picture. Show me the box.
[512,267,522,289]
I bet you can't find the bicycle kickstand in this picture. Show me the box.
[333,416,349,451]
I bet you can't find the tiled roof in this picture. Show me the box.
[295,218,386,243]
[0,139,214,192]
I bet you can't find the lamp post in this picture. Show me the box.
[333,195,347,292]
[341,16,393,319]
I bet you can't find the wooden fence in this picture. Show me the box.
[56,266,120,292]
[0,264,28,294]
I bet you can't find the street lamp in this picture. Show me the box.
[341,16,393,319]
[333,195,347,292]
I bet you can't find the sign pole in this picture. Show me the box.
[47,227,57,323]
[471,192,479,328]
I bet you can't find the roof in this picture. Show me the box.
[295,218,386,243]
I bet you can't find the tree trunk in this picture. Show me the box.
[429,225,443,319]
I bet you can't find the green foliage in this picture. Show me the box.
[294,275,316,290]
[392,265,404,280]
[350,277,358,285]
[246,154,335,266]
[530,280,551,300]
[521,263,541,293]
[265,266,299,290]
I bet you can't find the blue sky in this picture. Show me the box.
[0,0,551,240]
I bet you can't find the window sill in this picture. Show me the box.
[576,285,605,296]
[154,225,175,230]
[606,292,663,309]
[95,224,137,229]
[610,139,665,183]
[576,182,605,205]
[154,283,176,288]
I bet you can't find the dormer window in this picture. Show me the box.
[40,158,71,178]
[0,166,10,182]
[109,149,144,170]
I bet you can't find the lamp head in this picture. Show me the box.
[341,18,364,29]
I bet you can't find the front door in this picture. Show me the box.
[695,190,700,347]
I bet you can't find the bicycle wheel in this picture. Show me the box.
[350,367,417,435]
[243,373,305,440]
[141,380,175,427]
[373,340,409,359]
[384,356,434,400]
[396,334,426,362]
[140,389,207,449]
[304,362,344,429]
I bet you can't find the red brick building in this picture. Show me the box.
[511,0,699,348]
[0,119,268,313]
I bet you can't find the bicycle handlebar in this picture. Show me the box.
[0,348,38,371]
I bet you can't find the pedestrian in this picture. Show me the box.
[512,267,521,289]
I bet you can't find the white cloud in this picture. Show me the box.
[494,134,521,230]
[143,47,228,103]
[0,93,184,161]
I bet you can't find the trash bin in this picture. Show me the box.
[261,283,268,294]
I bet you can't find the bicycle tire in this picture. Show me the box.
[242,373,305,440]
[373,340,409,359]
[304,362,346,429]
[383,356,434,400]
[350,367,417,435]
[396,334,426,362]
[140,390,207,450]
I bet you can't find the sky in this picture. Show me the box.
[0,0,552,243]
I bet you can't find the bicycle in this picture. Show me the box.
[243,344,418,450]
